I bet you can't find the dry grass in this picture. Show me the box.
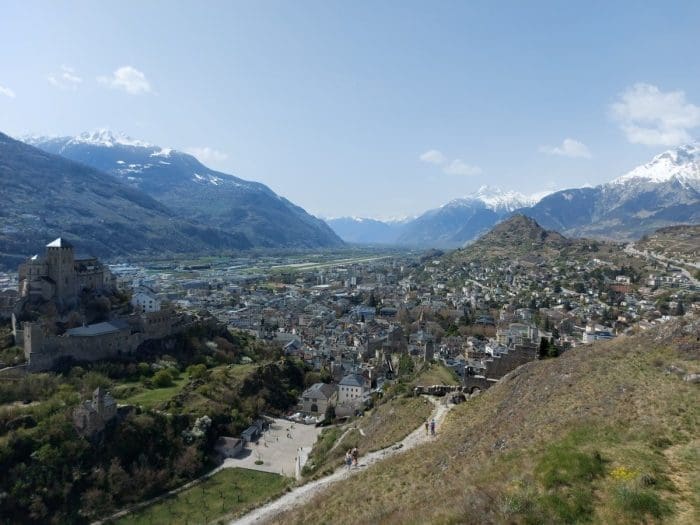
[410,362,460,388]
[303,396,434,478]
[270,315,700,524]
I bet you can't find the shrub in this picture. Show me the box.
[187,363,207,380]
[614,486,670,520]
[152,370,174,388]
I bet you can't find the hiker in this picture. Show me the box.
[351,447,358,466]
[345,450,352,470]
[424,421,429,435]
[430,419,435,436]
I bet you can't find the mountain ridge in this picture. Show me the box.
[24,131,344,249]
[327,143,700,246]
[0,132,251,268]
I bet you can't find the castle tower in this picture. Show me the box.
[45,238,77,302]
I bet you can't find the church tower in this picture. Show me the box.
[45,238,77,303]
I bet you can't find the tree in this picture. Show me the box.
[186,363,207,380]
[107,458,130,498]
[538,337,558,359]
[368,292,379,308]
[398,353,414,376]
[324,403,336,423]
[675,302,685,316]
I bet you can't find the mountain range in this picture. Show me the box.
[24,131,343,250]
[327,143,700,247]
[0,132,250,268]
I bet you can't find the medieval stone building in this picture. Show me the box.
[13,238,189,372]
[72,386,118,437]
[18,238,113,305]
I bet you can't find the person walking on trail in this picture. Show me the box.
[345,450,352,470]
[430,419,436,436]
[351,447,358,467]
[425,421,429,435]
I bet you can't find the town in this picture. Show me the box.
[0,219,698,524]
[3,219,696,411]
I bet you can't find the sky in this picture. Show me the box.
[2,1,700,220]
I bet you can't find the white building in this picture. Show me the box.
[131,288,161,313]
[336,373,370,417]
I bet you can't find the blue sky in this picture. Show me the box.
[2,1,700,219]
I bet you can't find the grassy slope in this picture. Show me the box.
[273,315,699,525]
[410,362,461,388]
[114,468,292,525]
[303,396,434,478]
[117,372,191,409]
[302,364,456,478]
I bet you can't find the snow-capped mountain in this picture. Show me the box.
[25,131,343,249]
[324,217,411,244]
[441,186,547,213]
[326,187,553,246]
[612,142,700,186]
[393,186,550,247]
[330,143,699,247]
[26,129,156,149]
[523,142,700,240]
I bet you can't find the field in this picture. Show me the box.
[114,468,292,525]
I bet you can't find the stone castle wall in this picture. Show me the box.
[23,310,185,372]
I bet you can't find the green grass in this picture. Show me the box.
[114,468,292,525]
[121,372,190,409]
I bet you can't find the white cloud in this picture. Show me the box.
[98,66,152,95]
[185,146,229,165]
[48,65,83,90]
[419,149,481,176]
[444,159,482,176]
[419,149,447,165]
[0,84,15,98]
[539,138,591,158]
[610,83,700,146]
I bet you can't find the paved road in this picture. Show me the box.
[625,244,700,288]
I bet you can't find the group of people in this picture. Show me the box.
[345,447,359,469]
[424,418,436,436]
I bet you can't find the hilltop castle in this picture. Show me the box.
[19,238,114,305]
[13,238,190,372]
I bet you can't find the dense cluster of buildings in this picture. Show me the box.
[1,237,696,413]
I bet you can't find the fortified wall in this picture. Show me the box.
[464,343,538,392]
[22,309,188,371]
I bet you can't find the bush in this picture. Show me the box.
[614,485,670,520]
[152,370,174,388]
[186,363,207,380]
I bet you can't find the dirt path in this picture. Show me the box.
[664,441,699,525]
[230,396,453,525]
